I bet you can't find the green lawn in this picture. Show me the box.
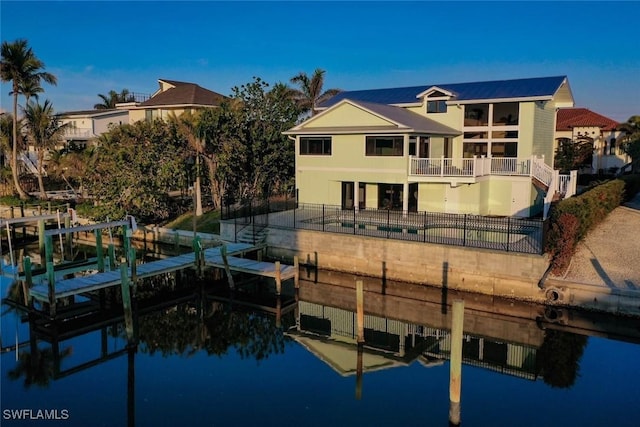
[163,209,221,234]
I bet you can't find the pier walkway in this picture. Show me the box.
[29,242,295,304]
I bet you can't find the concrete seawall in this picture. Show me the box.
[220,222,550,303]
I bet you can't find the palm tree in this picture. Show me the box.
[22,100,68,199]
[170,111,204,216]
[1,39,57,199]
[289,68,341,116]
[94,89,135,109]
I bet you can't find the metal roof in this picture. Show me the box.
[320,76,568,108]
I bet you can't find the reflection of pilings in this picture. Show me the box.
[355,343,363,400]
[276,296,282,328]
[127,346,136,427]
[449,300,464,426]
[356,280,364,343]
[120,264,134,343]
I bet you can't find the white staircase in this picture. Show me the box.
[19,152,46,176]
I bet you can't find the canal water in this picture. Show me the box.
[1,247,640,427]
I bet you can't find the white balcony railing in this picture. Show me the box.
[63,128,94,138]
[409,155,536,179]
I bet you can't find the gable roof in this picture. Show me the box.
[138,79,226,108]
[285,99,460,136]
[320,76,568,108]
[556,108,619,131]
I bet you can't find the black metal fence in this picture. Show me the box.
[223,200,545,254]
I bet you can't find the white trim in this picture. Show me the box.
[416,86,455,99]
[448,95,552,105]
[288,99,408,132]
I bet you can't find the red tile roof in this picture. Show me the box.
[139,80,226,108]
[556,108,618,131]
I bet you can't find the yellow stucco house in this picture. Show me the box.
[284,76,575,218]
[121,79,226,123]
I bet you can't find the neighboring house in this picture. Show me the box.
[57,109,129,148]
[284,76,575,218]
[124,79,226,123]
[555,107,628,174]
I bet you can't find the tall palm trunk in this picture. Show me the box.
[36,148,46,199]
[194,154,203,216]
[11,90,27,199]
[203,155,221,209]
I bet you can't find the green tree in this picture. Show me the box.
[94,89,135,109]
[618,115,640,173]
[1,39,57,199]
[290,68,340,116]
[229,77,300,201]
[85,120,188,222]
[22,100,68,199]
[170,111,205,216]
[554,138,593,172]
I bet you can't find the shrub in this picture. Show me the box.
[547,213,579,275]
[546,179,626,274]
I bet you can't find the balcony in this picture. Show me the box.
[408,156,534,184]
[62,128,95,139]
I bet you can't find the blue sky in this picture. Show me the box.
[1,1,638,121]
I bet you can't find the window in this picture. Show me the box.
[366,136,403,156]
[491,130,518,139]
[464,104,489,126]
[492,103,519,125]
[427,100,447,113]
[491,142,518,157]
[609,138,616,155]
[463,142,488,158]
[464,131,488,140]
[300,137,331,155]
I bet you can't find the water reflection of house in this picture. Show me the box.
[289,300,541,380]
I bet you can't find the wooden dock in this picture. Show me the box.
[29,242,296,303]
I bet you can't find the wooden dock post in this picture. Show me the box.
[120,264,135,342]
[275,261,282,295]
[22,256,32,306]
[64,214,72,259]
[108,244,116,271]
[356,280,364,343]
[96,230,104,272]
[47,260,56,318]
[449,299,465,426]
[220,244,235,289]
[38,219,45,261]
[130,248,137,296]
[193,236,202,277]
[294,256,299,289]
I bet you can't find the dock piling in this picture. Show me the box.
[275,261,281,295]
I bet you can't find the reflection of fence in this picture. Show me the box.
[223,200,545,255]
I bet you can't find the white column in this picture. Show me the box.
[402,181,409,217]
[354,180,360,212]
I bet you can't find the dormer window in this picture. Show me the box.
[427,100,447,113]
[417,86,454,115]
